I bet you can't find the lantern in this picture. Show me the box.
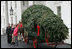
[10,6,13,15]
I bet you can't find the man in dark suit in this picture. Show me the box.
[6,24,11,44]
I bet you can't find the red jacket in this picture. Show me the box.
[13,27,18,36]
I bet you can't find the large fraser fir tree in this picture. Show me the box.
[21,5,69,42]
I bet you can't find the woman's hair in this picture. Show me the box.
[15,24,17,27]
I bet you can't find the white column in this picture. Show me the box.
[1,1,5,35]
[12,1,16,25]
[8,1,11,25]
[15,1,17,24]
[16,1,21,24]
[14,11,17,25]
[1,1,8,35]
[2,1,9,34]
[5,1,9,28]
[1,2,3,35]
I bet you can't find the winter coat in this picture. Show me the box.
[13,27,18,36]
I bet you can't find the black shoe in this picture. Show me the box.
[8,42,11,44]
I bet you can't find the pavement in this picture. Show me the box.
[1,34,71,48]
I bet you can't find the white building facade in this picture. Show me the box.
[1,1,71,44]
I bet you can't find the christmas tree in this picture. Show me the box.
[21,5,69,42]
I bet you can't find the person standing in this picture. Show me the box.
[18,21,23,41]
[20,22,24,41]
[6,24,11,44]
[21,25,25,41]
[24,28,28,44]
[11,24,15,45]
[13,25,18,46]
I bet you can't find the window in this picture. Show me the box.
[57,6,61,17]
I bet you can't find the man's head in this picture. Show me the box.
[11,24,13,26]
[19,20,22,23]
[8,23,10,26]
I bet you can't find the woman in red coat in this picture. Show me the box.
[13,25,18,46]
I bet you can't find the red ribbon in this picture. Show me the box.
[37,25,40,36]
